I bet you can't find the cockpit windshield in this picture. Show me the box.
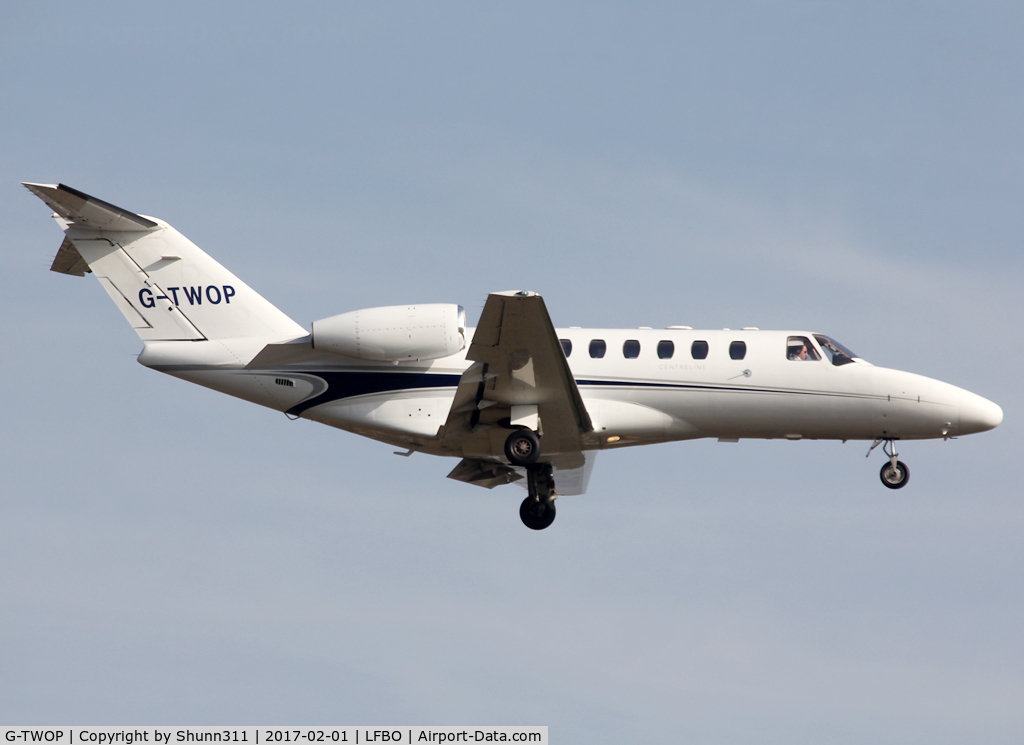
[813,334,859,366]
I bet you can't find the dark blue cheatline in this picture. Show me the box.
[286,371,463,417]
[284,370,882,420]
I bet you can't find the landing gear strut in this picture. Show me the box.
[520,463,556,530]
[869,438,910,489]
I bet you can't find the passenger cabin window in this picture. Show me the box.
[589,339,606,358]
[560,339,572,358]
[813,334,858,366]
[691,340,709,360]
[729,341,747,360]
[787,336,820,361]
[657,340,674,359]
[623,340,640,358]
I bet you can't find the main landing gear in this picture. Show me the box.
[504,429,557,530]
[520,463,557,530]
[868,438,910,489]
[504,428,540,466]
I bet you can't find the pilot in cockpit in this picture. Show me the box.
[787,336,820,361]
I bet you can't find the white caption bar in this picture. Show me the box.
[2,729,547,745]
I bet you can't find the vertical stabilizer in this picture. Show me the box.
[24,183,307,343]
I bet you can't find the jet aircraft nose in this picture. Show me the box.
[959,391,1003,434]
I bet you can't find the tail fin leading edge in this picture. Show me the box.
[24,183,307,343]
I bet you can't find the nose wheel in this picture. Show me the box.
[880,459,910,489]
[869,438,910,489]
[520,463,557,530]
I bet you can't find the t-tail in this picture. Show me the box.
[23,183,307,346]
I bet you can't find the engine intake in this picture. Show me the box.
[311,304,466,362]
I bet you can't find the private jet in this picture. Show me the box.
[25,183,1003,529]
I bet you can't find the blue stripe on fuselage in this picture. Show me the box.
[284,371,880,418]
[286,370,463,416]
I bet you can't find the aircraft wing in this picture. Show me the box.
[440,291,593,475]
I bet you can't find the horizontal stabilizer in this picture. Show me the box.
[50,237,91,276]
[23,182,157,231]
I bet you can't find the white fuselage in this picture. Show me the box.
[25,181,1002,511]
[139,327,1002,458]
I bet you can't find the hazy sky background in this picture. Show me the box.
[2,2,1022,742]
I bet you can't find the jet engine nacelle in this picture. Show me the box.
[311,303,466,362]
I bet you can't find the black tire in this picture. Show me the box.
[520,496,556,530]
[505,429,541,466]
[880,460,910,489]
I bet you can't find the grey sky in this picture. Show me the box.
[2,3,1021,743]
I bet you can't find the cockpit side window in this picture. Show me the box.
[787,336,821,361]
[813,334,858,366]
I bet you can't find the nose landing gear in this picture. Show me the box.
[869,438,910,489]
[520,462,557,530]
[880,459,910,489]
